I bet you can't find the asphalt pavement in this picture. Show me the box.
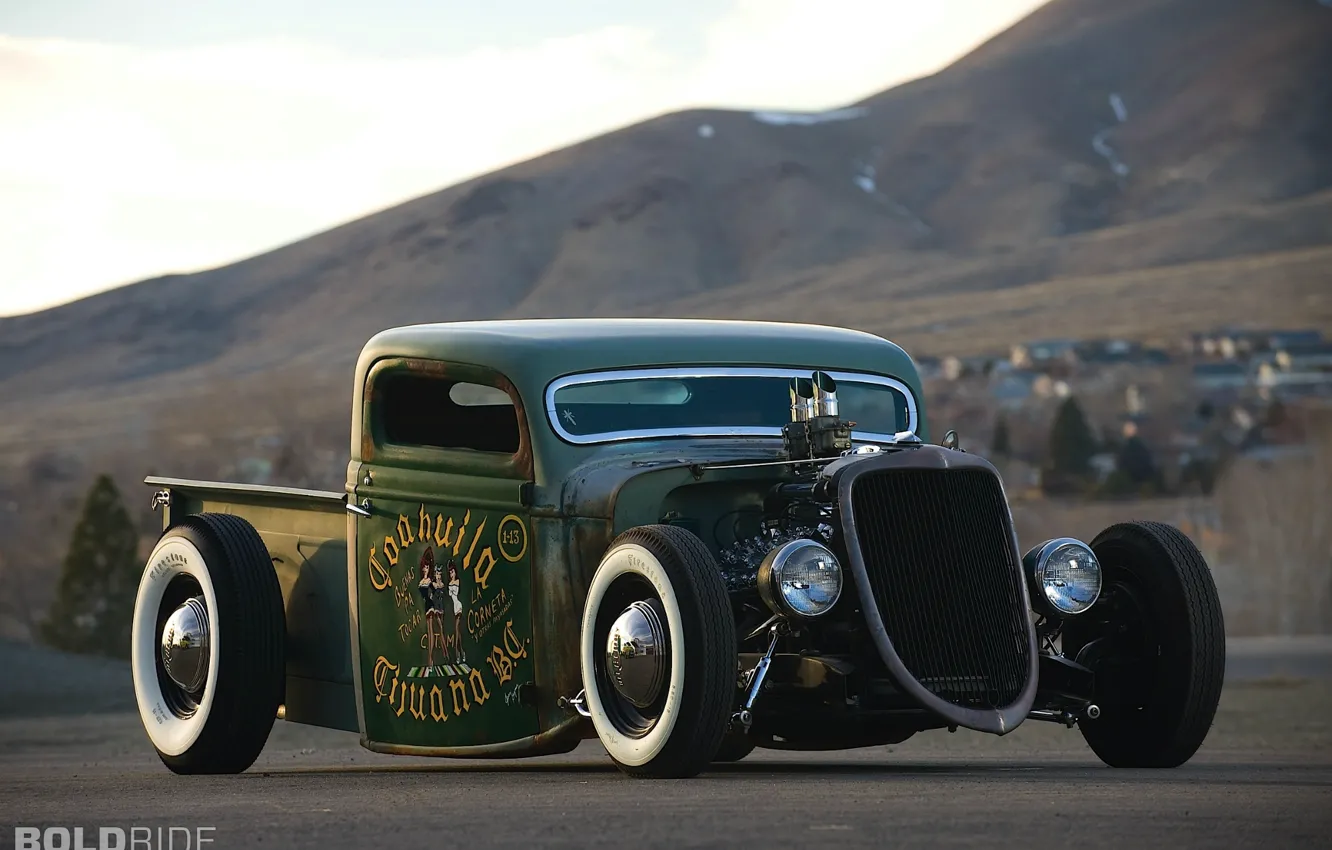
[2,675,1330,849]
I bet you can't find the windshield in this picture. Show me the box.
[545,367,917,445]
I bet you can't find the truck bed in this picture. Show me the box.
[146,476,358,733]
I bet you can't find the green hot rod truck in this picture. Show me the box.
[133,319,1225,778]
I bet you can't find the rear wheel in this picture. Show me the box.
[132,513,285,774]
[580,525,736,778]
[1063,521,1225,768]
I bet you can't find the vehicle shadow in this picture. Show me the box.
[253,758,1332,788]
[257,756,1037,777]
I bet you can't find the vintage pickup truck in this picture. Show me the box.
[132,319,1225,778]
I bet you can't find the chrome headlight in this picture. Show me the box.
[757,539,843,618]
[1023,537,1102,617]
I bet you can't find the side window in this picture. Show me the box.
[378,372,520,454]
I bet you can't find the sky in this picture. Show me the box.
[0,0,1048,317]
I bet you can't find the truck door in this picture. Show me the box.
[350,358,538,752]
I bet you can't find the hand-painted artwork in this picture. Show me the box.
[415,547,465,669]
[357,501,538,748]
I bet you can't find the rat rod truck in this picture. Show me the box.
[132,319,1225,778]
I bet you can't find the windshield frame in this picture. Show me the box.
[543,366,919,446]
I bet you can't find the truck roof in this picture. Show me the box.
[351,319,928,475]
[355,318,919,390]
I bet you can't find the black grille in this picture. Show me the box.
[848,468,1031,710]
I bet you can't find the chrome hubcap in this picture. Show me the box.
[605,600,669,708]
[160,596,210,693]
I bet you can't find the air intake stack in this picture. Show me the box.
[789,376,816,422]
[783,370,854,460]
[812,370,839,417]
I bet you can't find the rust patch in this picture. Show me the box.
[494,369,535,482]
[528,515,611,730]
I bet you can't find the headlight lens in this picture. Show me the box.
[758,539,843,618]
[1024,538,1102,616]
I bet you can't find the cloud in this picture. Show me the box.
[0,28,674,212]
[0,27,679,314]
[0,1,1045,315]
[685,0,1046,107]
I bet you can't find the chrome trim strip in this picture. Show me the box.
[543,366,919,446]
[143,475,345,504]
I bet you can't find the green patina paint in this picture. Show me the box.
[349,319,930,482]
[356,495,538,747]
[150,319,930,754]
[343,319,928,751]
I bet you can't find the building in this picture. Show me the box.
[1266,330,1323,351]
[942,354,1000,381]
[1089,452,1118,484]
[990,371,1041,409]
[1276,342,1332,373]
[1189,328,1324,359]
[1010,339,1079,369]
[1259,371,1332,399]
[912,355,943,380]
[1076,339,1142,364]
[1140,348,1172,366]
[1191,362,1249,392]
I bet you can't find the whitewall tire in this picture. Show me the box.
[133,535,220,756]
[131,513,285,774]
[580,525,735,778]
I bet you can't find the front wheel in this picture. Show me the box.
[580,525,736,778]
[1063,521,1225,768]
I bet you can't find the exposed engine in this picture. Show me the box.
[717,521,833,593]
[716,371,861,598]
[664,367,1055,748]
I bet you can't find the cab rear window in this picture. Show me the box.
[378,372,519,454]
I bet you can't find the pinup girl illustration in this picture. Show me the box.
[446,560,465,665]
[417,547,444,667]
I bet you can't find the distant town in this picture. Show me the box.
[915,327,1332,500]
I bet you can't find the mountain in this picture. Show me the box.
[1,0,1330,631]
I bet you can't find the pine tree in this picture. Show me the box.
[991,413,1012,458]
[1116,435,1158,486]
[1043,397,1098,494]
[39,474,142,658]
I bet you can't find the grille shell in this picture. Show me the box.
[828,446,1038,733]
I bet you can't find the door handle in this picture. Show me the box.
[346,498,372,518]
